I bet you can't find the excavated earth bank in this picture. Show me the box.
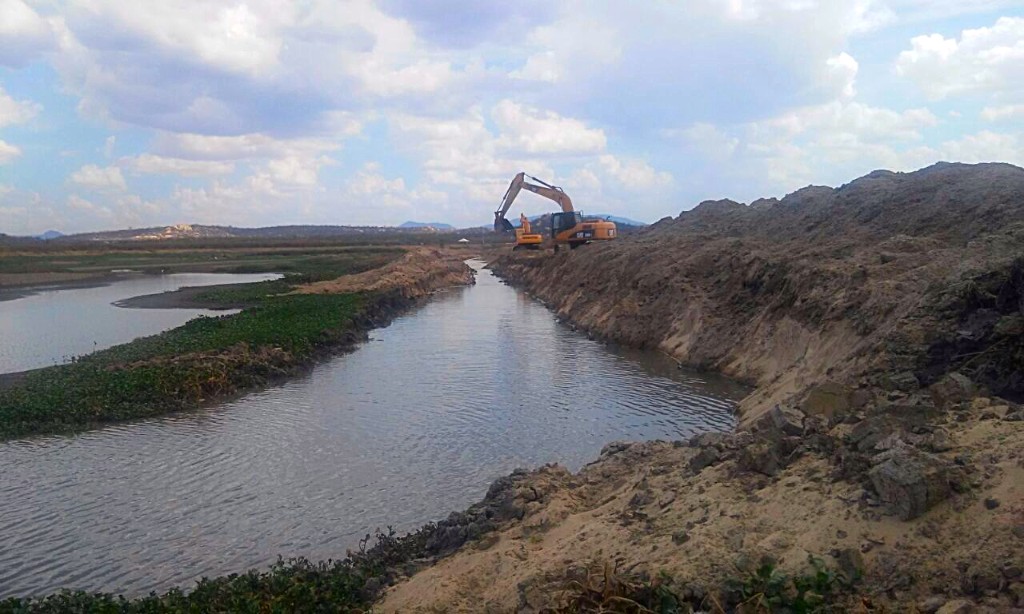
[379,163,1024,612]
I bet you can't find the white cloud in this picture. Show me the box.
[492,100,607,156]
[895,16,1024,100]
[596,155,673,190]
[0,140,21,164]
[0,0,55,66]
[936,130,1023,165]
[826,52,859,99]
[981,104,1024,121]
[0,87,40,128]
[122,154,235,177]
[69,164,127,191]
[670,123,740,161]
[669,99,942,197]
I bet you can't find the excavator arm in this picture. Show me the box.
[494,172,574,232]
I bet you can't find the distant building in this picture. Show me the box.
[457,238,470,243]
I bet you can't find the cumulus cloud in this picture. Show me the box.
[0,0,56,66]
[0,140,22,164]
[69,165,128,191]
[981,104,1024,121]
[671,99,942,198]
[122,154,235,177]
[492,100,607,156]
[895,16,1024,100]
[0,87,40,128]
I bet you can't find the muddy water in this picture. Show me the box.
[0,261,746,598]
[0,273,280,374]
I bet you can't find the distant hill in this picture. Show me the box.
[36,230,65,240]
[48,223,465,242]
[400,221,454,230]
[598,215,647,227]
[509,213,647,228]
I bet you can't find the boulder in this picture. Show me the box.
[738,442,781,477]
[802,381,852,422]
[886,371,920,392]
[930,372,976,407]
[689,446,721,473]
[869,446,954,520]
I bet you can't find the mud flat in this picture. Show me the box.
[378,162,1024,611]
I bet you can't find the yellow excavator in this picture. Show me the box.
[493,172,617,250]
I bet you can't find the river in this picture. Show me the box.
[0,261,746,598]
[0,273,280,374]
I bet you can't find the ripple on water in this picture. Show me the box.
[0,262,747,598]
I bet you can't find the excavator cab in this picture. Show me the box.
[551,211,583,236]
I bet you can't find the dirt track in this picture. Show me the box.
[380,163,1024,612]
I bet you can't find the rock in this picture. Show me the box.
[936,599,975,614]
[739,442,781,477]
[984,497,1000,510]
[887,371,921,392]
[1006,412,1024,422]
[835,547,866,582]
[925,428,954,453]
[688,446,721,473]
[1010,582,1024,607]
[802,381,852,421]
[963,563,1005,594]
[919,595,947,613]
[970,397,993,411]
[600,441,632,457]
[851,388,873,409]
[772,404,806,436]
[869,446,954,520]
[982,405,1011,420]
[688,432,728,450]
[930,372,976,408]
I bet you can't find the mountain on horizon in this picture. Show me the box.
[400,221,454,229]
[36,230,65,240]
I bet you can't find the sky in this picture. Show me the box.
[0,1,1022,234]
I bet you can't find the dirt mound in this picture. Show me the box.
[375,162,1024,611]
[493,162,1024,426]
[295,248,474,299]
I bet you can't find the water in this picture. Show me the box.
[0,262,747,598]
[0,273,280,373]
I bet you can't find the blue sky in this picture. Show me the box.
[0,0,1022,234]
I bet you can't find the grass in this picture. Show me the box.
[0,244,402,279]
[0,247,408,440]
[0,527,432,613]
[547,557,857,614]
[0,293,365,440]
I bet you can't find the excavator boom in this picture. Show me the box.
[493,171,616,250]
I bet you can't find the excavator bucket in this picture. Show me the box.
[495,214,515,233]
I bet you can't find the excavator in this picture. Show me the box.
[493,172,617,250]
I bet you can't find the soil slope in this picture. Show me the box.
[380,163,1024,612]
[492,162,1024,427]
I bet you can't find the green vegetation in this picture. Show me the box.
[0,243,401,281]
[728,557,854,613]
[0,246,409,440]
[0,528,429,613]
[548,557,856,613]
[0,292,364,440]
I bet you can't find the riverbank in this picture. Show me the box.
[0,248,473,440]
[377,163,1024,611]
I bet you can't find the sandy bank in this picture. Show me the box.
[378,163,1024,611]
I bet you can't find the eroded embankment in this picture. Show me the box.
[379,163,1024,612]
[0,248,473,440]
